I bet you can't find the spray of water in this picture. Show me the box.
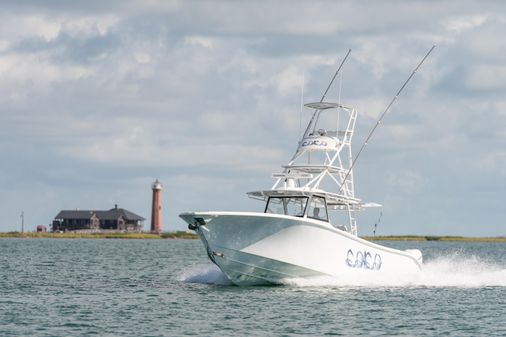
[180,264,233,286]
[283,254,506,288]
[181,252,506,288]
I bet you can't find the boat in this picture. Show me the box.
[180,49,434,286]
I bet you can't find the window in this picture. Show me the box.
[265,197,308,217]
[308,196,328,221]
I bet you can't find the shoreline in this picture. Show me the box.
[362,235,506,243]
[0,231,198,239]
[0,232,505,242]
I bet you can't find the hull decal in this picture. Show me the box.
[345,249,382,271]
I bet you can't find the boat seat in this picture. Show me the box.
[335,224,348,232]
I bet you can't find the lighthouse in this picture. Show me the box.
[151,179,163,233]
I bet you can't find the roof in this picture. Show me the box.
[55,210,96,220]
[246,189,366,210]
[247,189,382,211]
[54,208,145,221]
[118,208,145,221]
[97,208,145,221]
[304,102,351,110]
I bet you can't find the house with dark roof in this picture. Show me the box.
[52,205,145,232]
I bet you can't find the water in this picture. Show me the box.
[1,239,505,336]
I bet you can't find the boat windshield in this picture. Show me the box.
[265,197,308,217]
[308,196,329,222]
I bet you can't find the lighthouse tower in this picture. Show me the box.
[151,179,163,233]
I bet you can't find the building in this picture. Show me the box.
[52,205,145,232]
[36,225,47,232]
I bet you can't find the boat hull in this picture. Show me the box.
[180,211,422,286]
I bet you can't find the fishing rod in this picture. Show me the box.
[338,44,436,195]
[301,49,352,140]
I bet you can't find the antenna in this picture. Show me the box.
[373,211,382,237]
[299,71,305,140]
[338,45,436,194]
[21,211,24,233]
[337,67,343,132]
[338,63,343,105]
[301,49,352,140]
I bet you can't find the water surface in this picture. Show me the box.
[1,239,505,336]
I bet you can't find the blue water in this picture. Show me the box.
[1,239,505,336]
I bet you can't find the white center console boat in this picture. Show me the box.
[180,49,434,285]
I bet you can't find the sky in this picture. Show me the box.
[1,0,506,236]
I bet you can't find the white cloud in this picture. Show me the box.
[0,53,93,83]
[465,64,506,91]
[273,66,304,96]
[444,15,488,34]
[184,35,215,49]
[134,52,151,64]
[387,170,428,194]
[0,40,9,52]
[1,0,506,236]
[61,133,285,173]
[16,15,62,40]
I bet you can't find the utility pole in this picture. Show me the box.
[21,211,24,233]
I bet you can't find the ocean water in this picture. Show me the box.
[0,239,505,336]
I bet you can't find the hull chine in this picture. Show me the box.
[208,245,325,286]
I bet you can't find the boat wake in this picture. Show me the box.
[182,253,506,288]
[284,253,506,288]
[180,264,234,286]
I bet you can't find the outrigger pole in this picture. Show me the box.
[338,44,436,194]
[301,49,352,140]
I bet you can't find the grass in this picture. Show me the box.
[361,235,506,243]
[0,231,198,240]
[1,231,504,242]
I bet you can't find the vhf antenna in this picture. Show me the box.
[298,72,305,140]
[338,45,436,194]
[301,49,352,140]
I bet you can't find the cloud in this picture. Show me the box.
[443,15,488,34]
[465,64,506,91]
[1,1,506,236]
[386,170,428,194]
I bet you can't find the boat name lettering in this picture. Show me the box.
[345,249,382,270]
[301,140,327,147]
